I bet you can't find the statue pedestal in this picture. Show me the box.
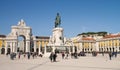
[47,27,66,53]
[52,27,64,46]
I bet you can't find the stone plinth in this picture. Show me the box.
[52,27,64,46]
[47,27,66,52]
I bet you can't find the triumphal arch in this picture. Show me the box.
[5,19,32,54]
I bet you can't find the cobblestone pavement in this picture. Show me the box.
[0,54,120,70]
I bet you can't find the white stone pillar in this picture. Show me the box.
[92,43,94,51]
[89,43,91,52]
[15,42,17,53]
[44,44,46,54]
[13,42,15,53]
[11,42,13,52]
[39,44,41,54]
[95,42,99,52]
[68,46,71,54]
[34,41,36,52]
[26,41,30,52]
[71,42,75,53]
[116,46,119,52]
[72,46,75,53]
[79,43,82,52]
[5,42,8,54]
[77,45,79,53]
[14,42,17,53]
[78,45,79,52]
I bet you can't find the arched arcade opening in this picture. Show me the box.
[17,35,26,53]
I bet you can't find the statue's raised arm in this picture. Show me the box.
[55,13,61,28]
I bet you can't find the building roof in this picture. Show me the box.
[0,35,6,38]
[82,37,95,41]
[103,34,120,39]
[36,36,49,39]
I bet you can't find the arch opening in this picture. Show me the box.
[17,35,26,53]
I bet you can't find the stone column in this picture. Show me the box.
[26,41,30,52]
[68,46,71,54]
[39,43,42,54]
[79,43,82,52]
[5,42,8,54]
[15,42,17,53]
[11,42,13,52]
[13,42,15,53]
[71,41,75,53]
[14,42,17,53]
[77,45,79,53]
[95,42,99,52]
[116,46,119,52]
[72,45,75,53]
[91,43,94,51]
[44,44,46,54]
[34,40,36,52]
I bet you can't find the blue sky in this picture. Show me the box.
[0,0,120,38]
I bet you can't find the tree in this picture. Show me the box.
[77,31,107,37]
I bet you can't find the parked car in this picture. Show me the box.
[78,52,86,56]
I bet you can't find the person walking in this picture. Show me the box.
[114,51,117,58]
[27,52,30,59]
[32,53,35,59]
[24,53,26,58]
[53,53,57,62]
[49,52,53,62]
[109,52,112,60]
[62,52,65,59]
[65,53,69,59]
[18,52,21,59]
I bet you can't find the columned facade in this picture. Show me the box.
[71,34,120,53]
[35,36,49,54]
[98,37,120,52]
[1,19,120,55]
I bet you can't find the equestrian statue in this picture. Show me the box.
[55,13,61,28]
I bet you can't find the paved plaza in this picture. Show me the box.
[0,54,120,70]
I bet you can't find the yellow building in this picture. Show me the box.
[0,35,6,54]
[81,37,95,52]
[1,33,120,54]
[35,36,49,53]
[71,36,96,53]
[98,34,120,52]
[71,33,120,53]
